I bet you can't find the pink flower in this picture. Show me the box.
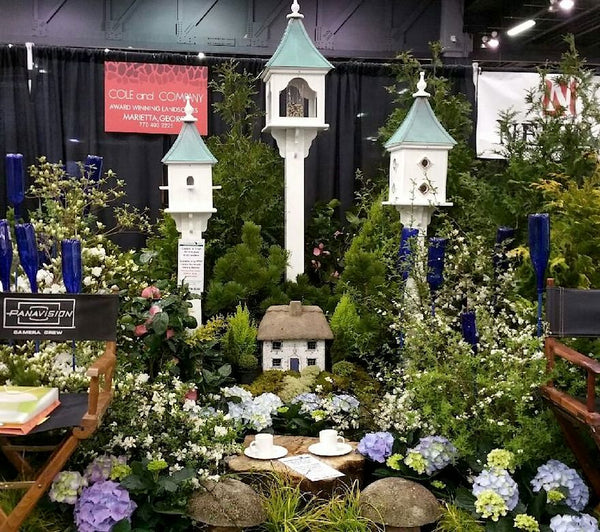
[313,247,321,256]
[185,388,197,402]
[134,324,148,337]
[331,270,340,278]
[149,305,162,316]
[141,285,161,299]
[166,328,174,339]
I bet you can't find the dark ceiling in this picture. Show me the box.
[465,0,600,67]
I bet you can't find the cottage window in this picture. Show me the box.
[272,341,282,350]
[272,358,282,368]
[307,358,317,366]
[307,340,317,350]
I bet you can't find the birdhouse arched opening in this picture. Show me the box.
[186,175,195,188]
[279,78,316,118]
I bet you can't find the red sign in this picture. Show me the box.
[104,62,208,134]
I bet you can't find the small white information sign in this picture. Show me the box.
[177,239,205,293]
[279,454,345,482]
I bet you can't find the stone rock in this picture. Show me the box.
[360,477,441,530]
[187,477,266,530]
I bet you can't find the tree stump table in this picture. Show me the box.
[226,435,365,496]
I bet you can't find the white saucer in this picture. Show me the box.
[244,444,288,460]
[308,442,353,457]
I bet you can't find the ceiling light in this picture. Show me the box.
[558,0,574,10]
[481,31,500,49]
[506,19,536,37]
[197,52,205,59]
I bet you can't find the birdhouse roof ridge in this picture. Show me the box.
[384,96,456,149]
[264,16,333,71]
[162,121,217,164]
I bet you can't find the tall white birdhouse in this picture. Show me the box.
[161,98,218,238]
[262,0,333,281]
[261,0,333,157]
[383,72,456,233]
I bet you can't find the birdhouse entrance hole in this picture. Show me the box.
[186,176,195,187]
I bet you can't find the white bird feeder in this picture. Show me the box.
[383,72,456,234]
[161,97,219,323]
[261,0,333,281]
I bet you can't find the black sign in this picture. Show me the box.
[0,293,119,341]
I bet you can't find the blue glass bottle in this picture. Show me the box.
[0,220,13,292]
[15,223,39,293]
[61,239,82,293]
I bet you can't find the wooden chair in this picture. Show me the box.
[541,279,600,500]
[0,292,119,532]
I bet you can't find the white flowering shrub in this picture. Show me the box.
[373,227,559,463]
[77,372,242,482]
[0,340,99,391]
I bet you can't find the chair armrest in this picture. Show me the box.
[545,338,600,413]
[85,341,117,419]
[547,338,600,375]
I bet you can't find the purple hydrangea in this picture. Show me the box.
[407,436,458,475]
[83,455,126,484]
[357,432,394,463]
[531,460,589,511]
[330,394,360,413]
[472,468,519,511]
[550,513,599,532]
[291,392,322,413]
[74,480,137,532]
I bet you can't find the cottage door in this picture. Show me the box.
[290,358,300,371]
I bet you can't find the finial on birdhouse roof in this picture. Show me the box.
[287,0,304,19]
[183,95,197,122]
[412,71,430,98]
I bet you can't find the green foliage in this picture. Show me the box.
[138,213,180,284]
[247,369,294,396]
[331,360,356,378]
[205,60,284,265]
[493,35,600,237]
[435,502,485,532]
[311,483,381,532]
[305,199,350,288]
[375,228,563,464]
[336,193,402,365]
[120,459,194,531]
[259,475,319,532]
[118,281,198,380]
[204,221,288,316]
[329,294,361,363]
[0,489,69,532]
[223,304,258,369]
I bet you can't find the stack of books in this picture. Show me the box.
[0,386,60,435]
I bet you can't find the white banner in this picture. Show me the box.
[475,70,594,159]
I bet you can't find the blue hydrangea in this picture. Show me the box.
[74,480,136,532]
[406,436,457,475]
[291,392,322,413]
[357,432,394,463]
[472,468,519,511]
[531,460,589,511]
[549,514,599,532]
[330,394,360,413]
[227,392,282,432]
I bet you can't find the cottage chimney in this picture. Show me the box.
[289,301,302,317]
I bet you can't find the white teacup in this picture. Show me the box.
[319,429,345,451]
[249,433,274,457]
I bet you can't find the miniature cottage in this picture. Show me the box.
[257,301,333,372]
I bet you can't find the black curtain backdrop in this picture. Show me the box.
[0,44,472,248]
